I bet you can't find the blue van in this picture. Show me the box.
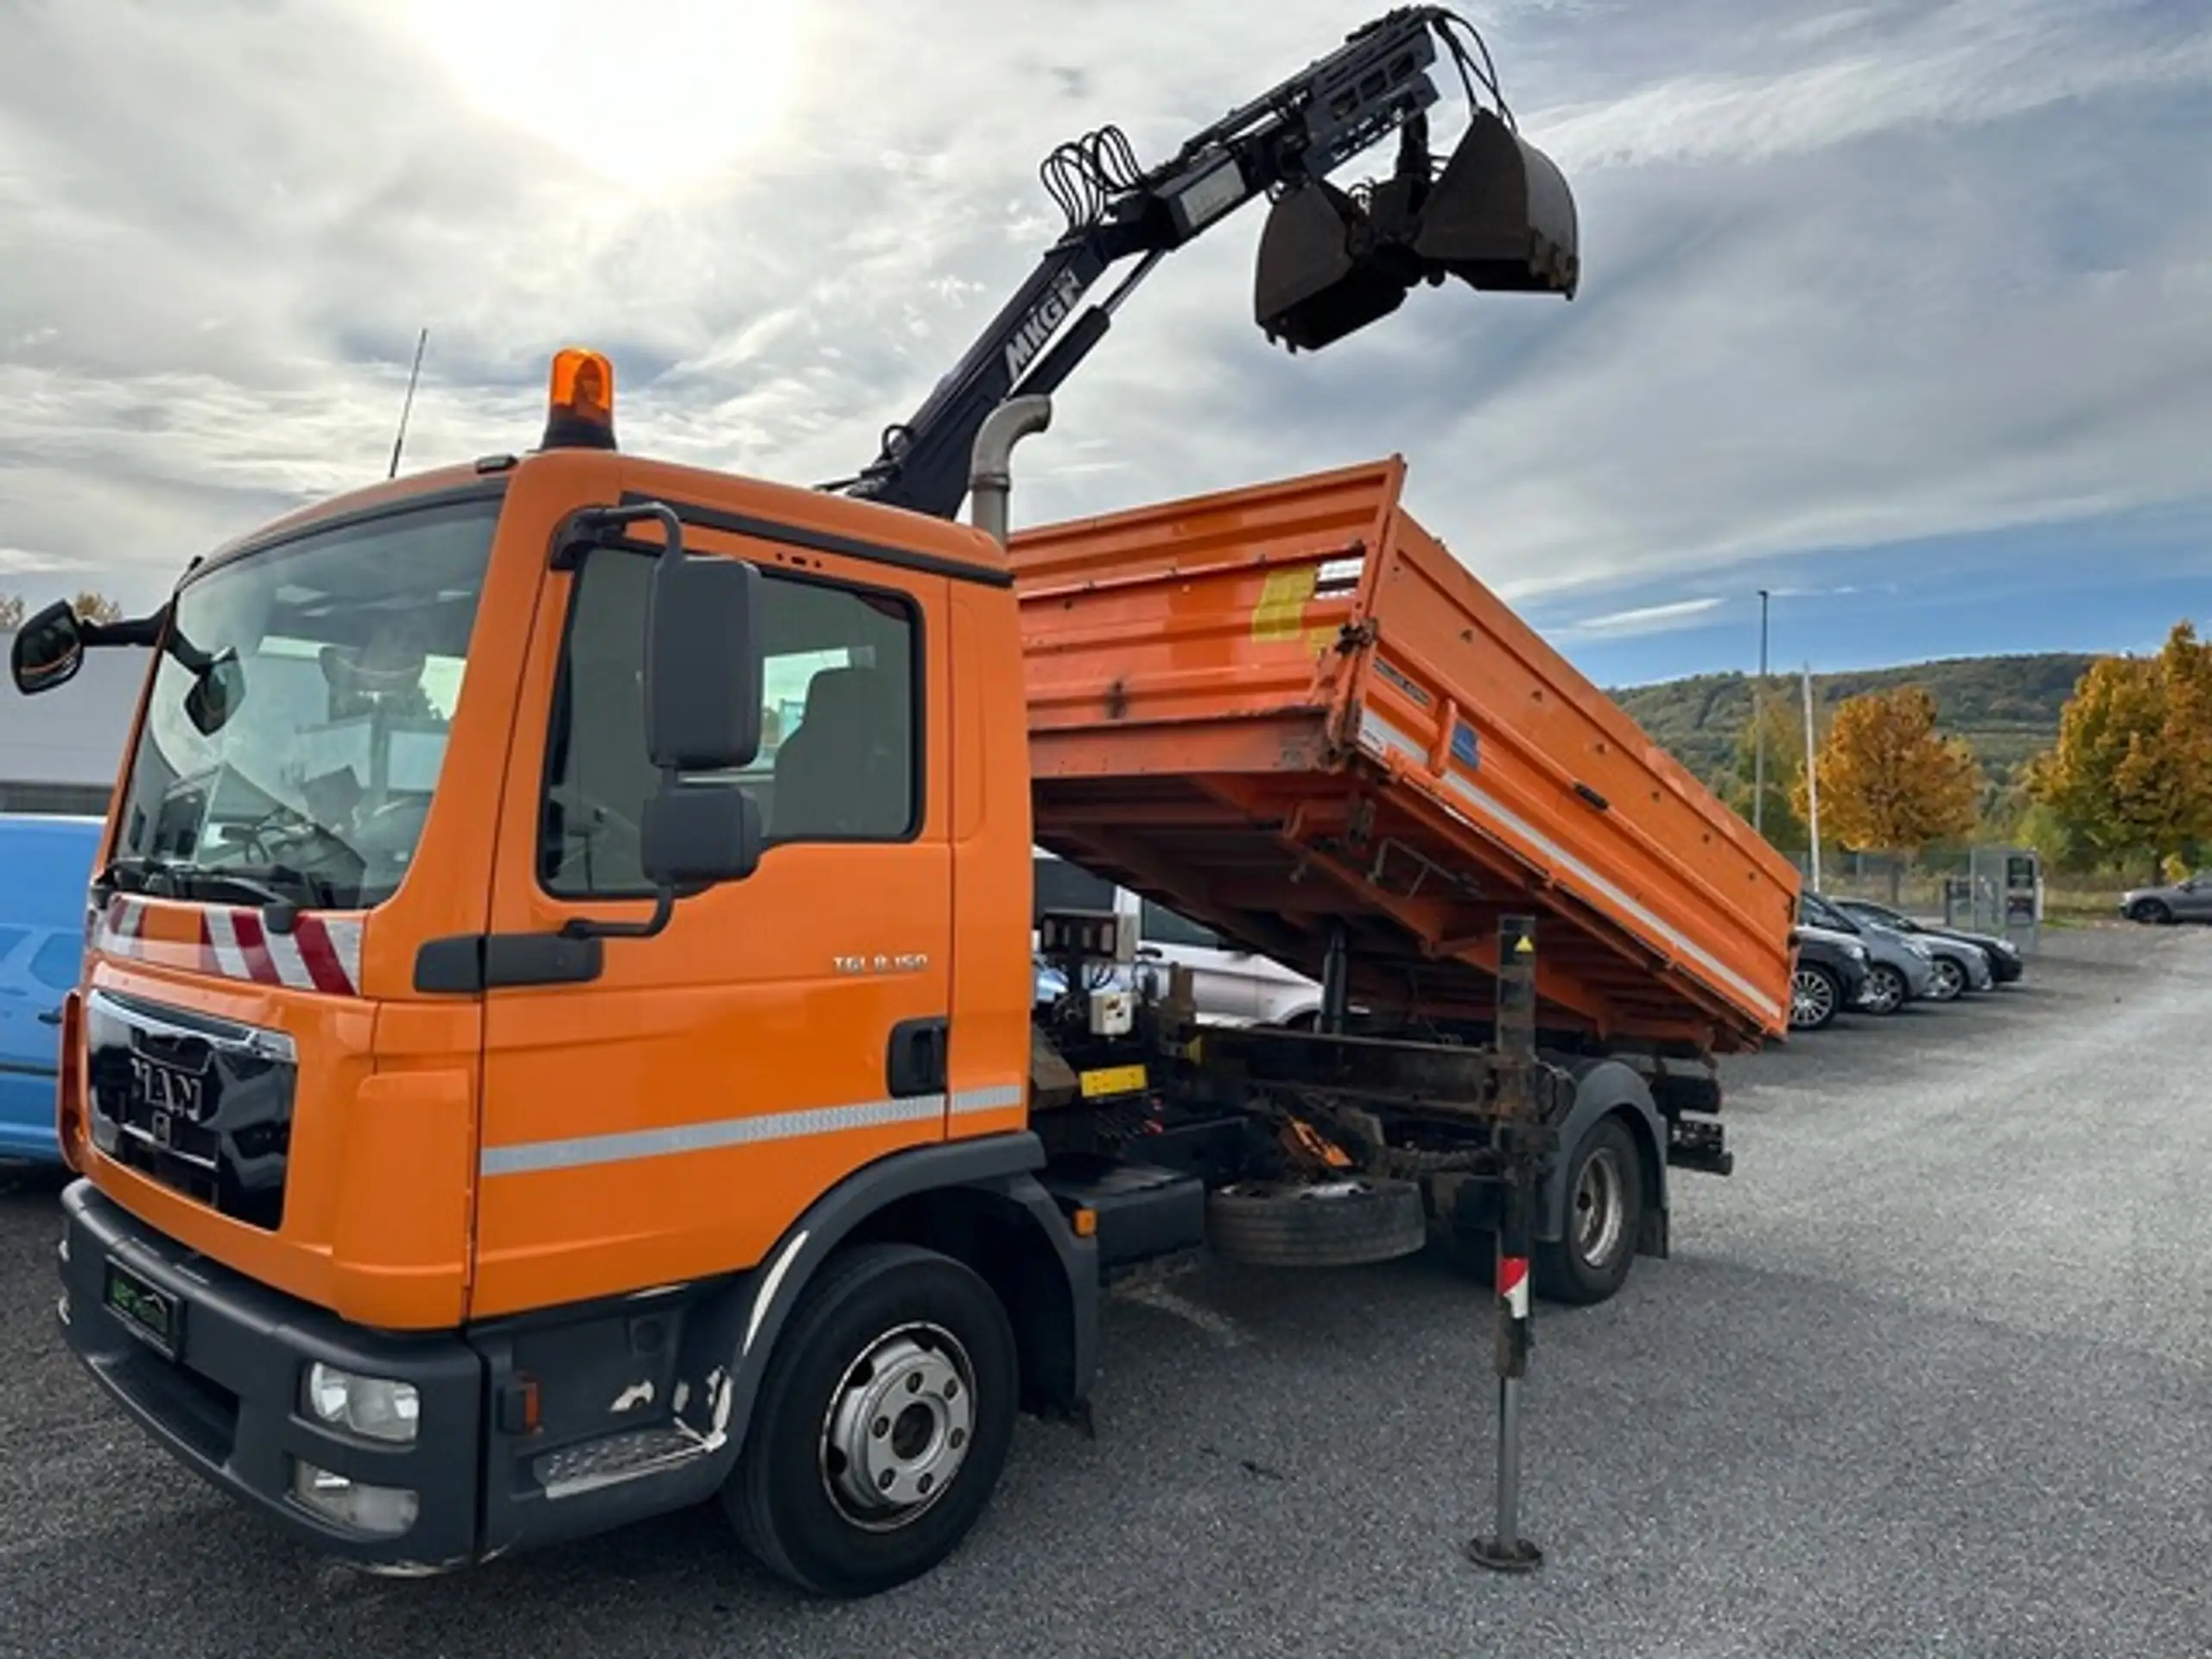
[0,814,104,1165]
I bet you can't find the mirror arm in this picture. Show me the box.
[560,889,675,943]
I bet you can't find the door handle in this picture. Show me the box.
[38,1007,65,1027]
[887,1017,949,1099]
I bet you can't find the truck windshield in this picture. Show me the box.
[108,495,500,912]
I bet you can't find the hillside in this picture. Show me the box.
[1609,652,2097,790]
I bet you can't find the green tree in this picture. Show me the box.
[2027,622,2212,881]
[1726,688,1808,850]
[1795,686,1983,896]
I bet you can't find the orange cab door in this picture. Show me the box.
[469,518,954,1318]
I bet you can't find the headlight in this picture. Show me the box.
[304,1362,420,1445]
[1847,943,1868,962]
[1995,940,2019,957]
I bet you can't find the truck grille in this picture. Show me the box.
[84,989,299,1231]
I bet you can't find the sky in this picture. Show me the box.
[0,0,2207,690]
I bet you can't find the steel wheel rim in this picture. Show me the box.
[1865,967,1902,1013]
[818,1321,976,1532]
[1573,1146,1626,1268]
[1931,957,1964,998]
[1792,968,1834,1027]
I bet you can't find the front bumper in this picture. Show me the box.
[55,1179,483,1570]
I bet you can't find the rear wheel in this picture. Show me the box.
[1533,1116,1643,1306]
[724,1243,1018,1599]
[1927,957,1966,1001]
[1860,963,1908,1014]
[1790,963,1841,1030]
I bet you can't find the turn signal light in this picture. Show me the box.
[542,346,618,451]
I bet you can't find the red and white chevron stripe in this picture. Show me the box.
[98,893,365,997]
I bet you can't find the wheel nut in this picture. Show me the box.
[944,1380,958,1399]
[950,1428,966,1449]
[878,1470,895,1491]
[906,1374,922,1393]
[918,1474,934,1495]
[872,1417,889,1437]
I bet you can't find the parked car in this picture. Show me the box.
[1033,851,1325,1026]
[1832,896,2024,984]
[2120,872,2212,925]
[0,814,103,1166]
[1789,924,1870,1031]
[1824,896,1998,998]
[1796,891,1937,1014]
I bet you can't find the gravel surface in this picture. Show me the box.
[3,924,2208,1657]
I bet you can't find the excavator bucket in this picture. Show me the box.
[1254,179,1411,352]
[1412,108,1580,296]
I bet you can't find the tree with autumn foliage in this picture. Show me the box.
[2026,622,2212,880]
[1793,686,1983,890]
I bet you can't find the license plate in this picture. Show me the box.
[1078,1063,1148,1099]
[103,1259,181,1358]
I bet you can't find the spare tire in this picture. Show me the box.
[1206,1177,1427,1268]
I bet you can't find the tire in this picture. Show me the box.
[1534,1115,1643,1306]
[1789,963,1840,1031]
[2130,899,2172,925]
[1860,963,1907,1015]
[723,1243,1018,1599]
[1927,956,1966,1001]
[1207,1176,1427,1268]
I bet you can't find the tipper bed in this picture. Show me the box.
[1008,458,1801,1055]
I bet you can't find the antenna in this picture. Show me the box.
[387,327,429,480]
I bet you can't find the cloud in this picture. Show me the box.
[1565,595,1729,636]
[0,0,2207,646]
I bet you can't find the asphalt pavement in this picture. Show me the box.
[3,923,2208,1657]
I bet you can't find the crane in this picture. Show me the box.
[830,6,1580,521]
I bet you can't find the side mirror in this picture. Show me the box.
[643,784,762,887]
[10,601,84,696]
[182,651,247,736]
[645,554,764,772]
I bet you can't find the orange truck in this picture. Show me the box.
[2,11,1800,1598]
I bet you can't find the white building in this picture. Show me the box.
[0,633,143,816]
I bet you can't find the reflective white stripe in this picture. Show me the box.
[481,1084,1028,1176]
[1357,709,1783,1024]
[318,917,365,989]
[950,1084,1023,1115]
[262,927,316,990]
[206,909,251,981]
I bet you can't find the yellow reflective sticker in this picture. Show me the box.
[1078,1064,1149,1099]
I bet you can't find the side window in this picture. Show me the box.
[0,925,29,986]
[29,933,80,993]
[1139,899,1224,949]
[541,551,921,896]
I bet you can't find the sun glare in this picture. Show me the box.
[403,0,802,192]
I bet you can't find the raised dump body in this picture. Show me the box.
[1007,458,1801,1054]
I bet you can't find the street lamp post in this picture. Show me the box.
[1753,589,1770,836]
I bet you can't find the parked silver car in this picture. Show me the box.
[1797,892,1937,1014]
[2121,872,2212,925]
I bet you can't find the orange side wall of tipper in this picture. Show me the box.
[1007,457,1802,1053]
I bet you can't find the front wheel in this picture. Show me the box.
[1533,1116,1644,1306]
[1860,963,1908,1014]
[724,1243,1018,1599]
[2130,899,2172,925]
[1927,956,1966,1001]
[1790,963,1841,1030]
